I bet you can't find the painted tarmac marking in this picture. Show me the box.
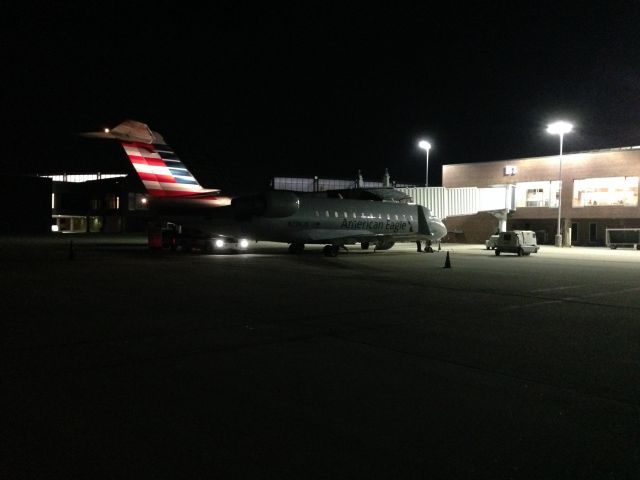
[530,285,587,293]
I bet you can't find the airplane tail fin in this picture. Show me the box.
[122,140,217,197]
[82,120,220,197]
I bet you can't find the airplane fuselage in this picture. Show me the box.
[248,197,444,244]
[151,192,447,247]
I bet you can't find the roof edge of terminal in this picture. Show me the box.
[445,145,640,167]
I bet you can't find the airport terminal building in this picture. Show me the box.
[0,173,154,234]
[441,147,640,245]
[47,173,152,234]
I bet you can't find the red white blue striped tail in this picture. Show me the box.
[122,141,218,197]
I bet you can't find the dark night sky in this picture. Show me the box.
[3,2,640,192]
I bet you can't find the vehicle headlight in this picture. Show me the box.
[239,238,249,249]
[215,239,225,248]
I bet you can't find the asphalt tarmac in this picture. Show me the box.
[2,236,639,479]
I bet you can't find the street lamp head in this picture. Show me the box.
[546,121,573,135]
[418,140,431,151]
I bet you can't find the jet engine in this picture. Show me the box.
[232,191,300,218]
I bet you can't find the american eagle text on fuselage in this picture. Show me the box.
[287,218,409,233]
[340,218,408,233]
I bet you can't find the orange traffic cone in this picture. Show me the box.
[443,251,451,268]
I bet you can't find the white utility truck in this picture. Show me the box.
[494,230,539,256]
[485,234,499,250]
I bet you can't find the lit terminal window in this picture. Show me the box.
[514,181,560,208]
[573,177,639,207]
[105,194,119,210]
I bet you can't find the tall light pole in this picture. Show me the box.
[418,140,431,187]
[546,121,573,247]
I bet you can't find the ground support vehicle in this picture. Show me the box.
[494,230,539,256]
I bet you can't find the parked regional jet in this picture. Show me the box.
[83,120,447,256]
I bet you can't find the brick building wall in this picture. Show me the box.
[441,148,640,245]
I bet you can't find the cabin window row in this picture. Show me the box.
[314,210,414,221]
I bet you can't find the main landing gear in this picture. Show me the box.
[288,243,346,257]
[288,243,305,254]
[323,244,340,257]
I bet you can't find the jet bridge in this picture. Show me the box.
[398,186,516,229]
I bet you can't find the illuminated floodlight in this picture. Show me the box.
[239,238,249,249]
[418,140,431,151]
[546,121,573,135]
[546,120,573,247]
[215,239,225,248]
[51,225,59,232]
[417,140,432,187]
